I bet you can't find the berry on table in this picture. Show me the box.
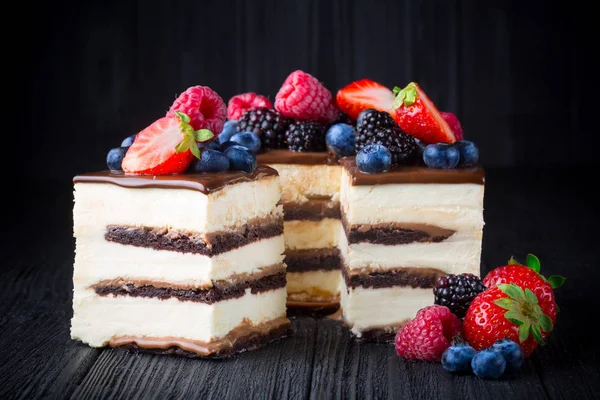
[433,273,486,319]
[275,70,338,123]
[456,140,479,167]
[107,147,128,172]
[237,108,291,149]
[441,112,464,141]
[166,86,227,134]
[121,135,136,148]
[441,342,477,373]
[356,144,392,173]
[218,120,239,144]
[326,123,356,156]
[336,79,397,121]
[423,143,460,169]
[491,338,524,372]
[225,145,256,173]
[227,92,272,121]
[190,149,230,173]
[286,121,327,152]
[395,305,462,362]
[230,132,261,154]
[471,349,506,379]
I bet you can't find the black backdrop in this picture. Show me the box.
[25,0,597,182]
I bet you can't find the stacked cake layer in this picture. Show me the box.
[339,159,485,339]
[257,150,342,307]
[71,167,291,357]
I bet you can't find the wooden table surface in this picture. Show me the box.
[1,168,598,399]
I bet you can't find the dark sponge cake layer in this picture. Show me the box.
[284,248,342,272]
[283,200,341,221]
[342,267,444,290]
[94,271,286,304]
[105,218,283,256]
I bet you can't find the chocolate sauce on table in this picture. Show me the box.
[73,165,278,194]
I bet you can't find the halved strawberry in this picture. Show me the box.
[122,111,214,175]
[336,79,396,121]
[393,82,456,144]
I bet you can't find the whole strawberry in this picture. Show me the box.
[484,254,565,325]
[395,305,462,362]
[463,284,553,357]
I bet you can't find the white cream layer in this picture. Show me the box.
[73,176,282,234]
[268,164,341,203]
[73,235,285,288]
[338,226,481,274]
[340,280,433,336]
[71,287,287,346]
[284,219,341,250]
[287,270,341,297]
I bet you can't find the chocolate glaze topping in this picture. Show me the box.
[340,158,485,185]
[257,149,339,165]
[73,165,278,194]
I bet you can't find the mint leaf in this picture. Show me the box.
[519,322,531,343]
[531,324,544,344]
[525,288,539,305]
[548,275,566,289]
[195,129,214,142]
[494,298,514,310]
[540,314,553,332]
[508,257,521,265]
[174,111,191,124]
[527,254,541,273]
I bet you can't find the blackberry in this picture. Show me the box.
[356,109,395,133]
[333,111,354,126]
[433,273,486,318]
[286,121,327,152]
[237,108,291,149]
[357,125,420,166]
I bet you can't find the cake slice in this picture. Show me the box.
[339,158,485,339]
[71,166,291,357]
[257,150,342,309]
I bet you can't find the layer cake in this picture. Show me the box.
[339,158,485,339]
[257,150,342,309]
[71,166,291,357]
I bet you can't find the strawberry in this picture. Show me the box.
[463,284,554,357]
[335,79,396,121]
[122,111,214,175]
[484,254,565,325]
[392,82,456,144]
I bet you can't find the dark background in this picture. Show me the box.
[23,0,597,184]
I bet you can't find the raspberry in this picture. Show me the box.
[227,93,273,121]
[441,112,464,141]
[395,305,462,362]
[167,86,227,134]
[275,70,337,123]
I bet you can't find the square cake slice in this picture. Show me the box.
[71,166,291,357]
[257,150,342,309]
[339,159,485,339]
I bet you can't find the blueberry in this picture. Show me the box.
[423,143,460,169]
[230,132,261,154]
[121,134,136,147]
[205,141,221,151]
[441,344,477,373]
[471,349,507,379]
[106,147,128,172]
[218,120,239,144]
[491,339,524,372]
[455,140,479,167]
[220,140,238,151]
[326,123,356,156]
[190,149,230,173]
[356,144,392,173]
[225,145,256,173]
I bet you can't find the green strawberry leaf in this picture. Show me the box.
[525,288,539,305]
[548,275,566,289]
[393,82,418,109]
[175,140,190,153]
[531,324,544,344]
[190,143,201,159]
[539,314,553,332]
[519,322,531,343]
[498,284,526,302]
[392,86,401,95]
[504,311,525,325]
[526,254,541,273]
[195,129,214,142]
[174,111,191,124]
[494,298,514,310]
[508,257,521,265]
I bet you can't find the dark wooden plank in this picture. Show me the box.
[71,317,316,399]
